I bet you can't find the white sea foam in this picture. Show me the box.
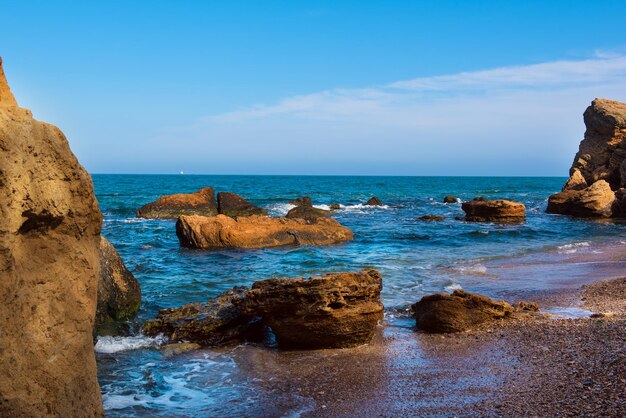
[557,241,590,254]
[94,334,167,354]
[265,203,296,216]
[455,263,487,275]
[445,283,463,292]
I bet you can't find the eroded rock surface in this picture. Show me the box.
[217,192,267,217]
[143,270,383,349]
[462,199,526,222]
[136,187,217,218]
[547,180,615,218]
[412,290,515,333]
[97,237,141,326]
[176,214,353,249]
[548,99,626,217]
[0,57,104,416]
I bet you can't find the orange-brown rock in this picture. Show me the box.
[549,99,626,217]
[136,187,217,218]
[144,269,383,349]
[461,198,526,222]
[97,237,141,327]
[248,269,383,349]
[0,58,104,416]
[412,290,514,333]
[547,180,616,217]
[176,214,353,249]
[217,192,267,217]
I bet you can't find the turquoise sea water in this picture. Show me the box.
[94,175,626,416]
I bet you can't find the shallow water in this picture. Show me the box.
[93,175,626,416]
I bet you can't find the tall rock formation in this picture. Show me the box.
[0,57,104,416]
[548,99,626,217]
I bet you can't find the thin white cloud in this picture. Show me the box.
[153,54,626,175]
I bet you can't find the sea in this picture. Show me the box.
[93,174,626,416]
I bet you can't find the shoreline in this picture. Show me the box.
[220,244,626,417]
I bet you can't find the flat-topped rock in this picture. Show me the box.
[412,290,515,333]
[547,180,615,218]
[176,214,353,249]
[217,192,267,217]
[247,269,383,349]
[136,187,217,218]
[462,198,526,222]
[97,237,141,327]
[144,269,383,349]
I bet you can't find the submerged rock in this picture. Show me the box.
[365,196,383,206]
[412,290,514,333]
[462,199,526,222]
[549,99,626,218]
[0,57,104,416]
[417,214,445,222]
[136,187,217,219]
[547,180,615,217]
[289,196,312,207]
[286,205,333,222]
[176,214,353,249]
[97,237,141,327]
[443,195,458,204]
[217,192,267,217]
[143,269,383,349]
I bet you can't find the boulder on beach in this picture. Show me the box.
[462,198,526,222]
[176,214,353,249]
[547,180,615,218]
[289,196,312,207]
[365,196,383,206]
[443,195,458,204]
[136,187,217,219]
[0,57,104,416]
[247,269,384,349]
[97,237,141,326]
[286,205,333,222]
[548,99,626,218]
[417,215,445,222]
[217,192,267,217]
[412,290,515,333]
[144,269,383,349]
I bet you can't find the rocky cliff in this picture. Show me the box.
[0,57,104,416]
[548,99,626,217]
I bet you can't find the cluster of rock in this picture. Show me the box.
[548,99,626,218]
[144,269,384,349]
[137,187,266,218]
[0,58,104,416]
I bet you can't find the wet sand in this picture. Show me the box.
[187,243,626,416]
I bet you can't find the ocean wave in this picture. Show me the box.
[445,282,463,291]
[557,241,590,254]
[94,334,167,354]
[265,203,296,217]
[453,263,488,275]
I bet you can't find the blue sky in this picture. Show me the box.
[2,1,626,175]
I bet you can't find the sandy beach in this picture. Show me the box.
[200,243,626,417]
